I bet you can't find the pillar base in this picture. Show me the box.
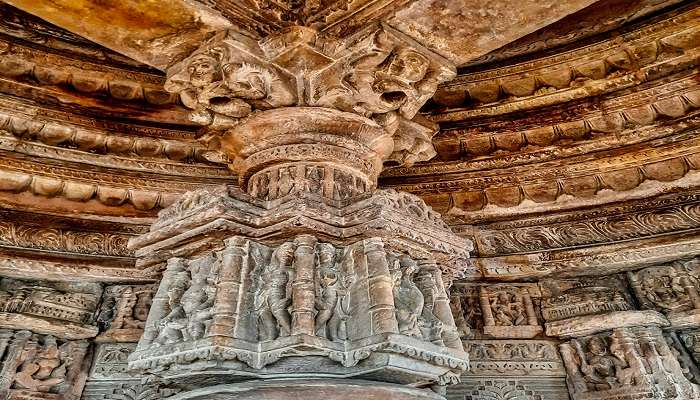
[168,379,445,400]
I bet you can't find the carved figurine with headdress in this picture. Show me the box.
[254,242,295,340]
[392,256,424,338]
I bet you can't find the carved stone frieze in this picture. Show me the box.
[0,278,101,340]
[81,342,182,400]
[0,220,133,258]
[0,110,212,165]
[560,326,700,399]
[450,284,542,339]
[476,230,700,281]
[449,340,569,400]
[131,187,472,275]
[433,5,700,113]
[0,329,91,400]
[463,340,564,378]
[470,190,700,256]
[0,37,177,106]
[479,285,542,339]
[129,235,467,385]
[540,276,634,325]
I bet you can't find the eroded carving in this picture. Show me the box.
[0,330,89,400]
[629,260,700,328]
[97,285,156,342]
[0,278,101,340]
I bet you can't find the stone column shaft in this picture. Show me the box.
[292,235,317,336]
[364,238,398,335]
[211,237,250,338]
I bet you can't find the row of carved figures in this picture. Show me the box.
[146,236,459,349]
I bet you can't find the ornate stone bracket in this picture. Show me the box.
[163,24,455,175]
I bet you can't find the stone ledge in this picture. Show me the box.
[544,310,669,338]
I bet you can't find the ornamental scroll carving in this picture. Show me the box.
[0,330,90,400]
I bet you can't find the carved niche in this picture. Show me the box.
[450,283,542,339]
[628,259,700,329]
[96,284,156,343]
[0,329,90,400]
[0,278,101,340]
[479,285,542,339]
[129,235,467,387]
[560,326,700,400]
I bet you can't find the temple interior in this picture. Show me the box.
[0,0,699,399]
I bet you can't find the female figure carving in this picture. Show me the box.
[255,242,295,340]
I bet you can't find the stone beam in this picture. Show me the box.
[387,0,602,66]
[1,0,232,70]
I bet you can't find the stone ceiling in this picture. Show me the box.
[0,0,698,284]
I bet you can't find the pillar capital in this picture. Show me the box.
[163,24,455,192]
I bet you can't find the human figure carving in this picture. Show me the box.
[491,290,527,326]
[255,242,295,341]
[572,336,630,391]
[315,244,352,341]
[154,271,189,346]
[414,269,444,344]
[180,266,215,341]
[392,257,424,338]
[13,335,67,393]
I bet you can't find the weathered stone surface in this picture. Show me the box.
[1,0,232,69]
[387,0,599,65]
[0,1,699,400]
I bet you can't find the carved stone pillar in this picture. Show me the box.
[127,24,471,400]
[543,275,700,400]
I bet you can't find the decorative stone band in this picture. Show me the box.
[128,187,472,277]
[221,107,392,198]
[128,333,469,376]
[128,235,468,388]
[545,310,670,339]
[165,379,447,400]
